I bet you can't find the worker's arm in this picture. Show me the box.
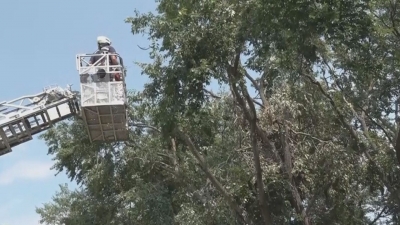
[108,46,119,65]
[110,55,119,65]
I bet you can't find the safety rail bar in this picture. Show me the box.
[76,53,126,76]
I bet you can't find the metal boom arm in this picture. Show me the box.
[0,85,80,156]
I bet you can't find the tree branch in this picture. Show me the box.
[242,83,273,224]
[301,72,400,203]
[176,129,252,225]
[244,70,268,108]
[369,206,388,225]
[227,66,280,164]
[131,123,161,133]
[137,45,150,50]
[203,88,221,99]
[322,59,397,161]
[227,52,272,224]
[280,109,311,225]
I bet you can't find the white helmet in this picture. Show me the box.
[97,36,111,45]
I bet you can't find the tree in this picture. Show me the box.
[37,0,400,224]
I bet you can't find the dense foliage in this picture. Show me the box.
[36,0,400,224]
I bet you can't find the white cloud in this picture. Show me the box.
[0,160,53,185]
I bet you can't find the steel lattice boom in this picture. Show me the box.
[0,85,80,156]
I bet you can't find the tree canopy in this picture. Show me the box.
[36,0,400,224]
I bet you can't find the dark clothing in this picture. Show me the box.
[89,45,117,65]
[88,45,120,80]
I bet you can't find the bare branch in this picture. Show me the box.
[291,130,331,142]
[137,45,150,50]
[203,88,221,99]
[369,206,388,225]
[170,137,179,174]
[132,123,161,133]
[244,70,268,108]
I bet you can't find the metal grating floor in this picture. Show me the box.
[82,105,129,142]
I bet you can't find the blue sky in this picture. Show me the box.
[0,0,155,224]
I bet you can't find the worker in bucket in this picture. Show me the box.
[89,36,122,81]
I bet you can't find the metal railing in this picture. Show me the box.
[76,53,125,76]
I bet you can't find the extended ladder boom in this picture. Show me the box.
[0,85,80,156]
